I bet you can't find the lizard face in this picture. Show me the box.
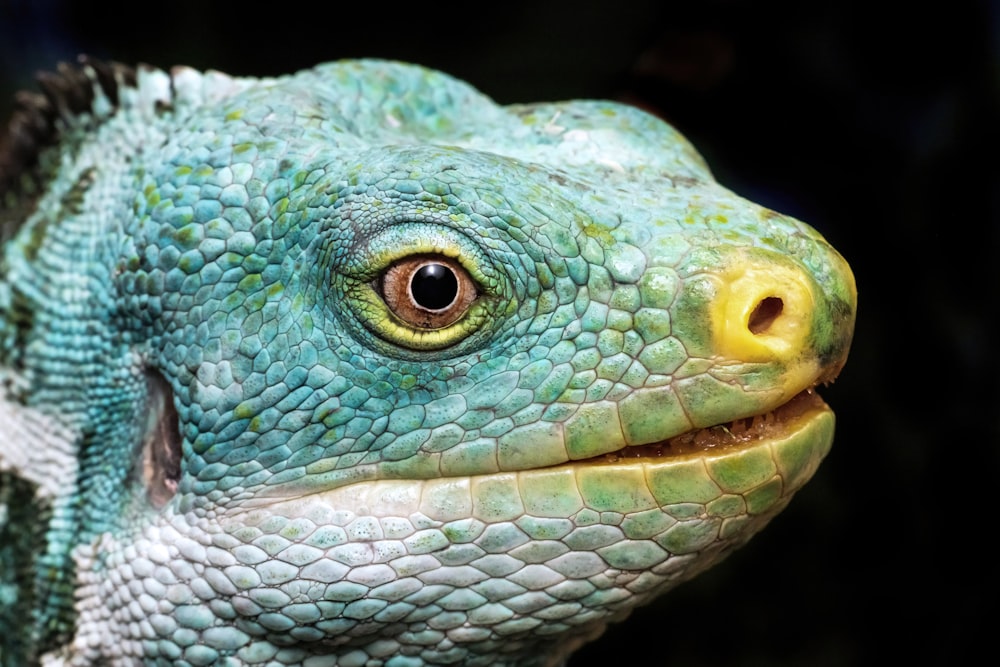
[1,61,855,665]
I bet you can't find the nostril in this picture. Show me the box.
[748,296,783,335]
[709,258,814,363]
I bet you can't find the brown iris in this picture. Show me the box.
[381,255,477,329]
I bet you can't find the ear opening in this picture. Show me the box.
[141,370,181,508]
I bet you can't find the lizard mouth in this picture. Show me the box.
[585,389,829,465]
[227,387,834,528]
[140,363,831,512]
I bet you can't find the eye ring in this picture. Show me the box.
[381,255,478,329]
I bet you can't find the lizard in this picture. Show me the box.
[0,57,856,667]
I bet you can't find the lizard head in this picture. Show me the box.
[1,60,855,664]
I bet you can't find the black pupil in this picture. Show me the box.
[411,263,458,310]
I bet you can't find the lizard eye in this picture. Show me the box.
[340,223,505,353]
[381,256,477,329]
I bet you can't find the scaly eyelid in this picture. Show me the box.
[339,222,491,276]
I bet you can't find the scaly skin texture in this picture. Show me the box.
[0,59,856,666]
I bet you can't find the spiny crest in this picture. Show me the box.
[0,57,248,245]
[0,58,137,200]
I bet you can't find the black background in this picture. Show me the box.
[2,0,996,664]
